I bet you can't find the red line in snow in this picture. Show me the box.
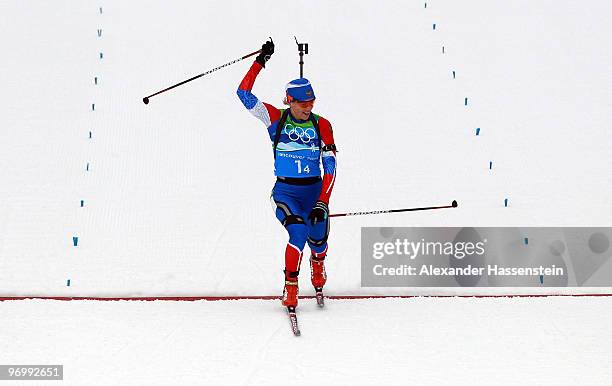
[1,294,611,302]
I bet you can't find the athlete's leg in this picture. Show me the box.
[302,180,329,289]
[307,218,329,288]
[271,183,309,307]
[271,190,308,276]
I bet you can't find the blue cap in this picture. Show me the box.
[285,78,315,102]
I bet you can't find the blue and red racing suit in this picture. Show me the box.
[237,61,337,278]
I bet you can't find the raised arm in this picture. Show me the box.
[236,39,280,127]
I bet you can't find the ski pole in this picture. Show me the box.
[143,48,262,104]
[329,200,458,218]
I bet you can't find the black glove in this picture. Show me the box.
[308,201,329,225]
[255,39,274,68]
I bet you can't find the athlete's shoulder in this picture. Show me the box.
[314,114,332,130]
[314,114,335,146]
[264,103,281,123]
[315,115,333,141]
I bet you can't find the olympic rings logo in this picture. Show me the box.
[283,124,317,144]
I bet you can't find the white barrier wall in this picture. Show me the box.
[1,0,611,296]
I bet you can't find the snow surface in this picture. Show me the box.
[1,297,611,385]
[0,1,611,297]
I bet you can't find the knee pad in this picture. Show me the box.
[283,215,305,227]
[308,219,330,248]
[308,235,328,247]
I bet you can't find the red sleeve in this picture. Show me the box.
[318,117,337,204]
[238,61,263,91]
[237,61,281,127]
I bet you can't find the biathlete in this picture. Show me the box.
[237,39,337,309]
